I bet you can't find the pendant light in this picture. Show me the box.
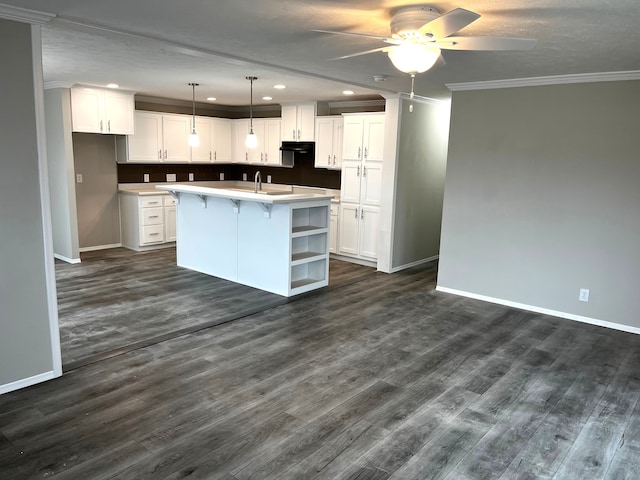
[188,82,200,147]
[245,76,258,149]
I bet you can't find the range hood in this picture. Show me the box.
[279,141,314,167]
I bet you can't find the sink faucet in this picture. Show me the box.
[254,171,262,193]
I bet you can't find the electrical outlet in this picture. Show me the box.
[267,175,272,183]
[579,288,590,302]
[242,173,247,181]
[188,173,194,181]
[219,172,224,181]
[166,173,176,182]
[75,174,83,184]
[143,173,150,183]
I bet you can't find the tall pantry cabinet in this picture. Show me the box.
[338,113,385,261]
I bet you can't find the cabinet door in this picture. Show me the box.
[246,119,264,164]
[264,119,282,165]
[359,205,380,260]
[338,204,359,256]
[212,118,232,163]
[104,91,134,134]
[340,159,362,204]
[342,116,364,160]
[162,115,191,163]
[233,119,250,163]
[314,117,334,168]
[281,105,297,141]
[363,115,385,161]
[332,117,344,169]
[297,103,316,141]
[361,161,383,206]
[164,206,177,242]
[329,214,338,254]
[128,112,163,162]
[191,117,213,163]
[70,87,103,133]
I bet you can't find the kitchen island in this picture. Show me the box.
[156,183,333,296]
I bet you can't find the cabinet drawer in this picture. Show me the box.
[163,196,177,206]
[141,207,163,225]
[140,196,164,208]
[141,225,164,244]
[330,203,339,216]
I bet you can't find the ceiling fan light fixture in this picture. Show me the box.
[387,43,440,74]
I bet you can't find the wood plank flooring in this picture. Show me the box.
[55,247,374,368]
[3,248,640,479]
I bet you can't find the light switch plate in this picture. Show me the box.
[188,173,194,181]
[75,174,83,184]
[242,173,247,181]
[143,173,150,183]
[267,175,272,183]
[219,172,224,181]
[166,173,177,182]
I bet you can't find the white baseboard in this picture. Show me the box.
[79,243,122,253]
[330,254,377,268]
[388,255,438,273]
[436,286,640,336]
[54,253,81,264]
[0,370,57,395]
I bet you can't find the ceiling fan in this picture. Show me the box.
[314,5,536,97]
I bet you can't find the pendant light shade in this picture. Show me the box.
[387,43,440,75]
[188,82,200,147]
[246,76,258,149]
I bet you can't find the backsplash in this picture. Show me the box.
[117,151,341,189]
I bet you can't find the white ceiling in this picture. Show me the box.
[3,0,640,106]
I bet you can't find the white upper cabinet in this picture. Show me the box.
[233,118,281,165]
[71,87,134,135]
[211,118,232,163]
[263,118,282,165]
[190,116,213,163]
[314,116,343,170]
[281,103,316,141]
[161,114,191,163]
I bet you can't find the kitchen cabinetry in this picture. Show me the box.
[281,103,316,141]
[191,116,233,163]
[70,87,134,135]
[315,116,343,170]
[120,193,177,251]
[338,113,385,262]
[233,118,281,165]
[329,202,339,254]
[116,112,190,163]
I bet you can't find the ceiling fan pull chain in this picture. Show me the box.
[409,74,415,113]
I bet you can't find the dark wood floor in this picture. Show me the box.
[3,249,640,479]
[55,247,374,368]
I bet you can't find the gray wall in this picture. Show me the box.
[73,133,120,248]
[438,80,640,330]
[391,97,449,269]
[0,19,58,389]
[45,88,80,261]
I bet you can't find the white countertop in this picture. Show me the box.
[155,183,334,204]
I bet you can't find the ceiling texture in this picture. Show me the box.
[3,0,640,106]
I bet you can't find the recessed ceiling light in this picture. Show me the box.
[342,90,354,95]
[206,97,217,101]
[273,84,286,89]
[106,83,119,89]
[262,96,273,101]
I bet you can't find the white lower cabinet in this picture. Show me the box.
[120,194,176,251]
[329,202,339,254]
[338,203,379,261]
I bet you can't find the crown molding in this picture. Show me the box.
[327,99,386,109]
[44,81,74,90]
[447,71,640,92]
[0,3,56,25]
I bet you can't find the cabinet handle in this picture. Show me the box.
[327,154,331,164]
[292,129,296,139]
[149,233,160,236]
[298,129,301,140]
[333,155,336,165]
[363,166,367,177]
[361,209,364,219]
[158,150,162,160]
[358,147,361,159]
[354,207,358,218]
[265,153,268,162]
[214,151,217,161]
[245,152,248,161]
[149,215,159,218]
[261,153,264,162]
[148,201,159,205]
[164,150,167,160]
[209,151,212,161]
[108,120,111,133]
[357,165,360,176]
[364,147,368,159]
[100,120,103,132]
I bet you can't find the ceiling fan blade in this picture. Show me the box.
[419,8,480,38]
[332,46,390,60]
[312,29,392,42]
[436,36,537,50]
